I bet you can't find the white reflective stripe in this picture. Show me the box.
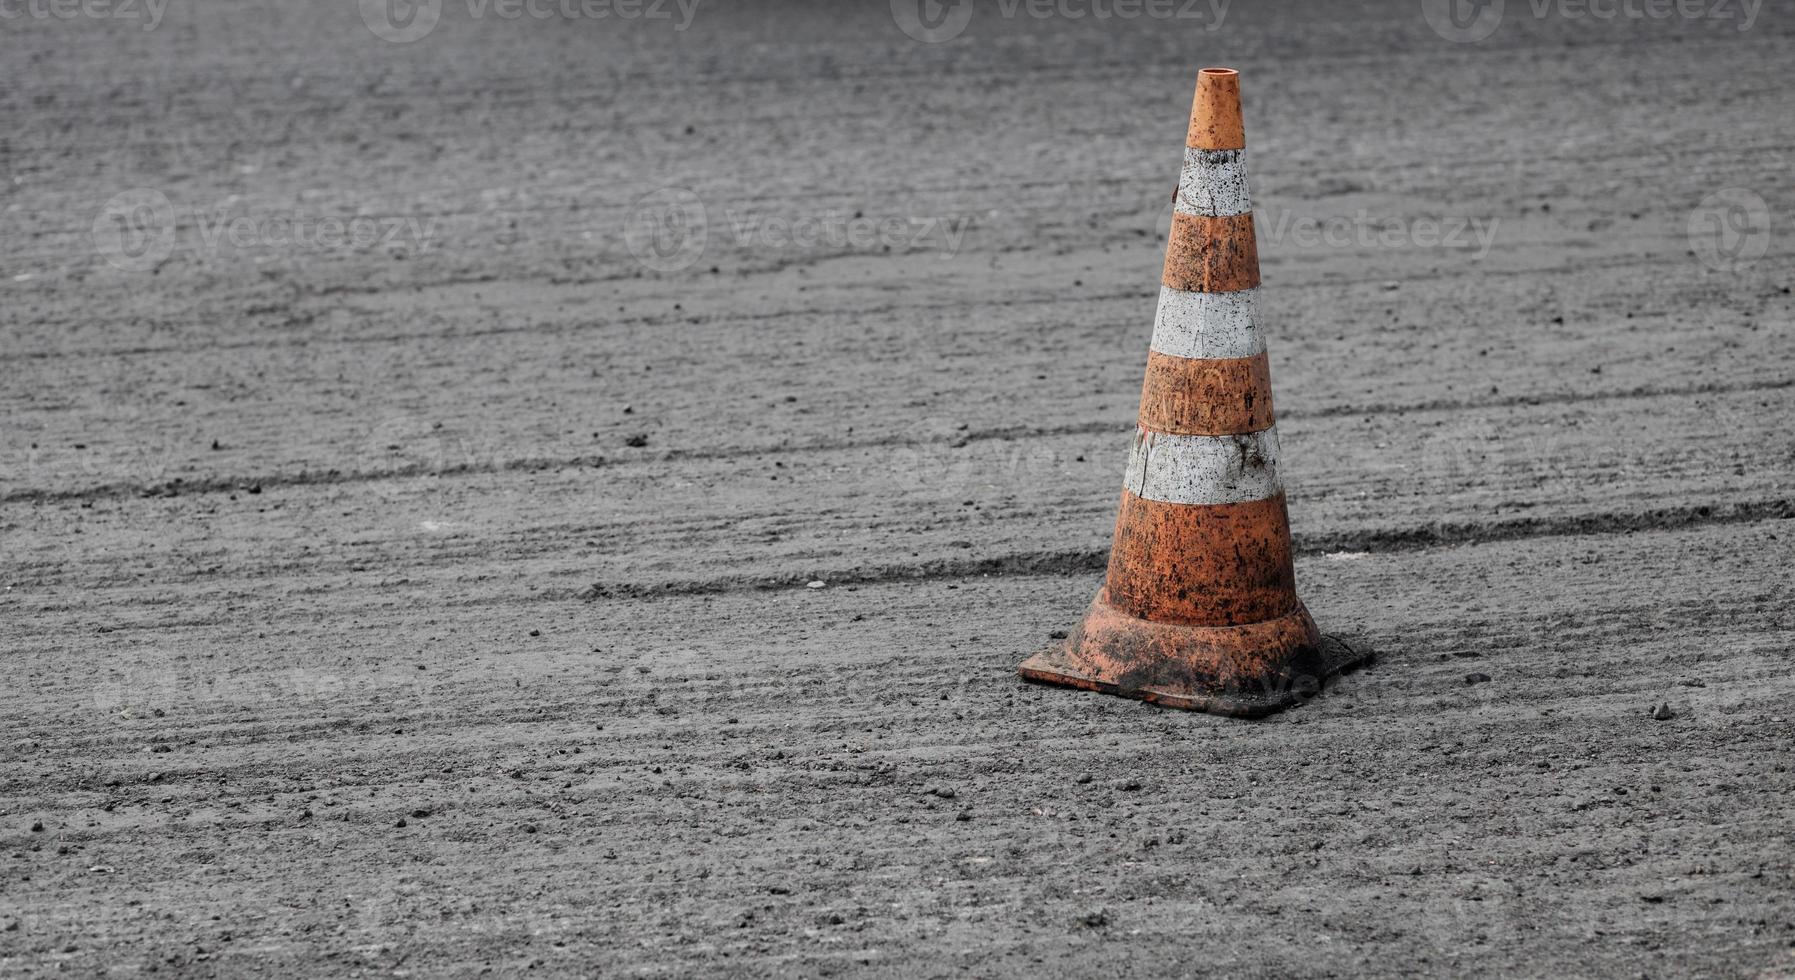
[1175,148,1251,217]
[1150,286,1264,360]
[1123,428,1282,505]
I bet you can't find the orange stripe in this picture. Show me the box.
[1162,212,1259,293]
[1186,68,1245,151]
[1137,350,1274,436]
[1104,491,1297,627]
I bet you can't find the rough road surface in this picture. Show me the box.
[4,0,1794,976]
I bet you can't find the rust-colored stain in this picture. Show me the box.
[1137,350,1274,435]
[1186,67,1245,150]
[1104,491,1296,626]
[1163,212,1260,293]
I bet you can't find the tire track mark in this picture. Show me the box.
[575,497,1795,599]
[6,378,1789,505]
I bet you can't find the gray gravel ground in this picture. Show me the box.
[3,0,1794,976]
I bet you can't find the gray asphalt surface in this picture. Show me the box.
[3,0,1794,976]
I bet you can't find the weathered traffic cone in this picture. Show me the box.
[1020,67,1370,718]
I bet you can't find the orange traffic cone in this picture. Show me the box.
[1020,68,1370,718]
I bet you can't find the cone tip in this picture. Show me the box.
[1188,67,1245,151]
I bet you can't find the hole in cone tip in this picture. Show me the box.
[1200,67,1238,76]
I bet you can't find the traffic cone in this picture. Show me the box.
[1020,67,1370,718]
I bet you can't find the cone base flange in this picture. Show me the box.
[1020,593,1373,718]
[1020,635,1372,718]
